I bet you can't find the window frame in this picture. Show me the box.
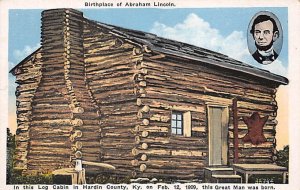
[171,111,184,135]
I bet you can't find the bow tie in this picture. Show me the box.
[257,53,275,64]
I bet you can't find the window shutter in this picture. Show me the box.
[183,111,192,137]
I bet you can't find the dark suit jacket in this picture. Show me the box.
[252,50,278,64]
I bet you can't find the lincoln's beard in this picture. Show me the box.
[255,40,274,51]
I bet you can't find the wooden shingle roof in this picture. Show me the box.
[91,20,288,86]
[10,15,288,85]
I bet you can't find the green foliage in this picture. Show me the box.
[7,128,16,184]
[86,174,131,184]
[276,145,289,169]
[7,128,53,184]
[7,128,16,149]
[9,172,53,184]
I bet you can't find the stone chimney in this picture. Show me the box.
[23,9,101,174]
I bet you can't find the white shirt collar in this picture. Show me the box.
[257,46,275,57]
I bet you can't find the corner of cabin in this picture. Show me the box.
[10,47,42,172]
[133,44,286,179]
[10,47,42,76]
[83,17,146,177]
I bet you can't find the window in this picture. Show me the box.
[171,112,183,135]
[171,111,192,137]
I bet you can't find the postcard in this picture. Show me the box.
[1,0,300,190]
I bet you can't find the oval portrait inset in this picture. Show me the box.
[247,11,283,65]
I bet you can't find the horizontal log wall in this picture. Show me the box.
[14,50,43,171]
[12,9,280,179]
[133,53,278,180]
[83,20,142,176]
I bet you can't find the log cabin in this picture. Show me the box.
[10,8,288,182]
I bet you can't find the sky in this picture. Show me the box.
[8,8,289,149]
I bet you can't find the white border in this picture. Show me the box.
[1,0,300,189]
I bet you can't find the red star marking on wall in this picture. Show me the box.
[242,112,268,145]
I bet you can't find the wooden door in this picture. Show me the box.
[208,106,229,166]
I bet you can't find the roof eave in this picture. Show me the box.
[150,46,289,86]
[9,47,42,76]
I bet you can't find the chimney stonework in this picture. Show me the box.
[20,9,101,174]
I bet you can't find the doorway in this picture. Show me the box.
[207,105,229,166]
